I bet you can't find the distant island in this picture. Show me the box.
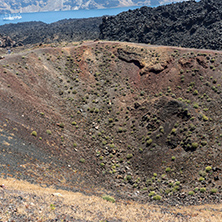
[1,0,162,14]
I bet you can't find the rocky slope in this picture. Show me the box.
[0,0,161,14]
[100,0,222,50]
[0,33,16,47]
[0,41,221,205]
[0,17,102,46]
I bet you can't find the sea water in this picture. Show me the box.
[0,5,160,26]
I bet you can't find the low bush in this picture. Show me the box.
[102,195,115,203]
[210,188,217,194]
[198,177,205,182]
[31,131,37,136]
[205,166,212,172]
[146,139,153,146]
[79,158,85,163]
[46,130,52,135]
[188,191,194,195]
[148,191,156,197]
[192,142,198,149]
[166,167,171,172]
[153,195,162,200]
[200,188,206,193]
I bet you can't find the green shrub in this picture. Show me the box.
[126,175,132,180]
[102,140,107,145]
[175,181,180,185]
[31,131,37,137]
[193,90,198,95]
[192,142,198,149]
[210,188,217,194]
[146,136,150,141]
[153,173,157,177]
[205,166,212,172]
[189,124,195,131]
[148,186,155,191]
[194,187,199,192]
[117,127,123,133]
[171,156,176,161]
[171,128,176,134]
[91,135,96,139]
[165,189,171,194]
[148,191,156,197]
[139,147,143,153]
[199,170,207,177]
[193,103,199,109]
[200,188,206,193]
[50,204,55,210]
[201,141,207,146]
[173,186,180,191]
[72,121,77,125]
[59,123,65,128]
[168,182,173,187]
[202,115,209,121]
[156,134,160,138]
[146,139,153,146]
[126,154,133,159]
[46,130,52,135]
[108,144,115,148]
[161,174,166,179]
[166,167,171,172]
[146,179,152,185]
[79,158,85,163]
[198,177,205,182]
[188,191,194,195]
[102,195,115,203]
[108,118,113,123]
[153,195,162,200]
[140,91,145,96]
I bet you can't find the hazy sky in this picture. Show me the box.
[2,0,195,4]
[159,0,190,4]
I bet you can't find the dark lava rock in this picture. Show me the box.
[0,34,16,47]
[99,0,222,50]
[0,17,102,45]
